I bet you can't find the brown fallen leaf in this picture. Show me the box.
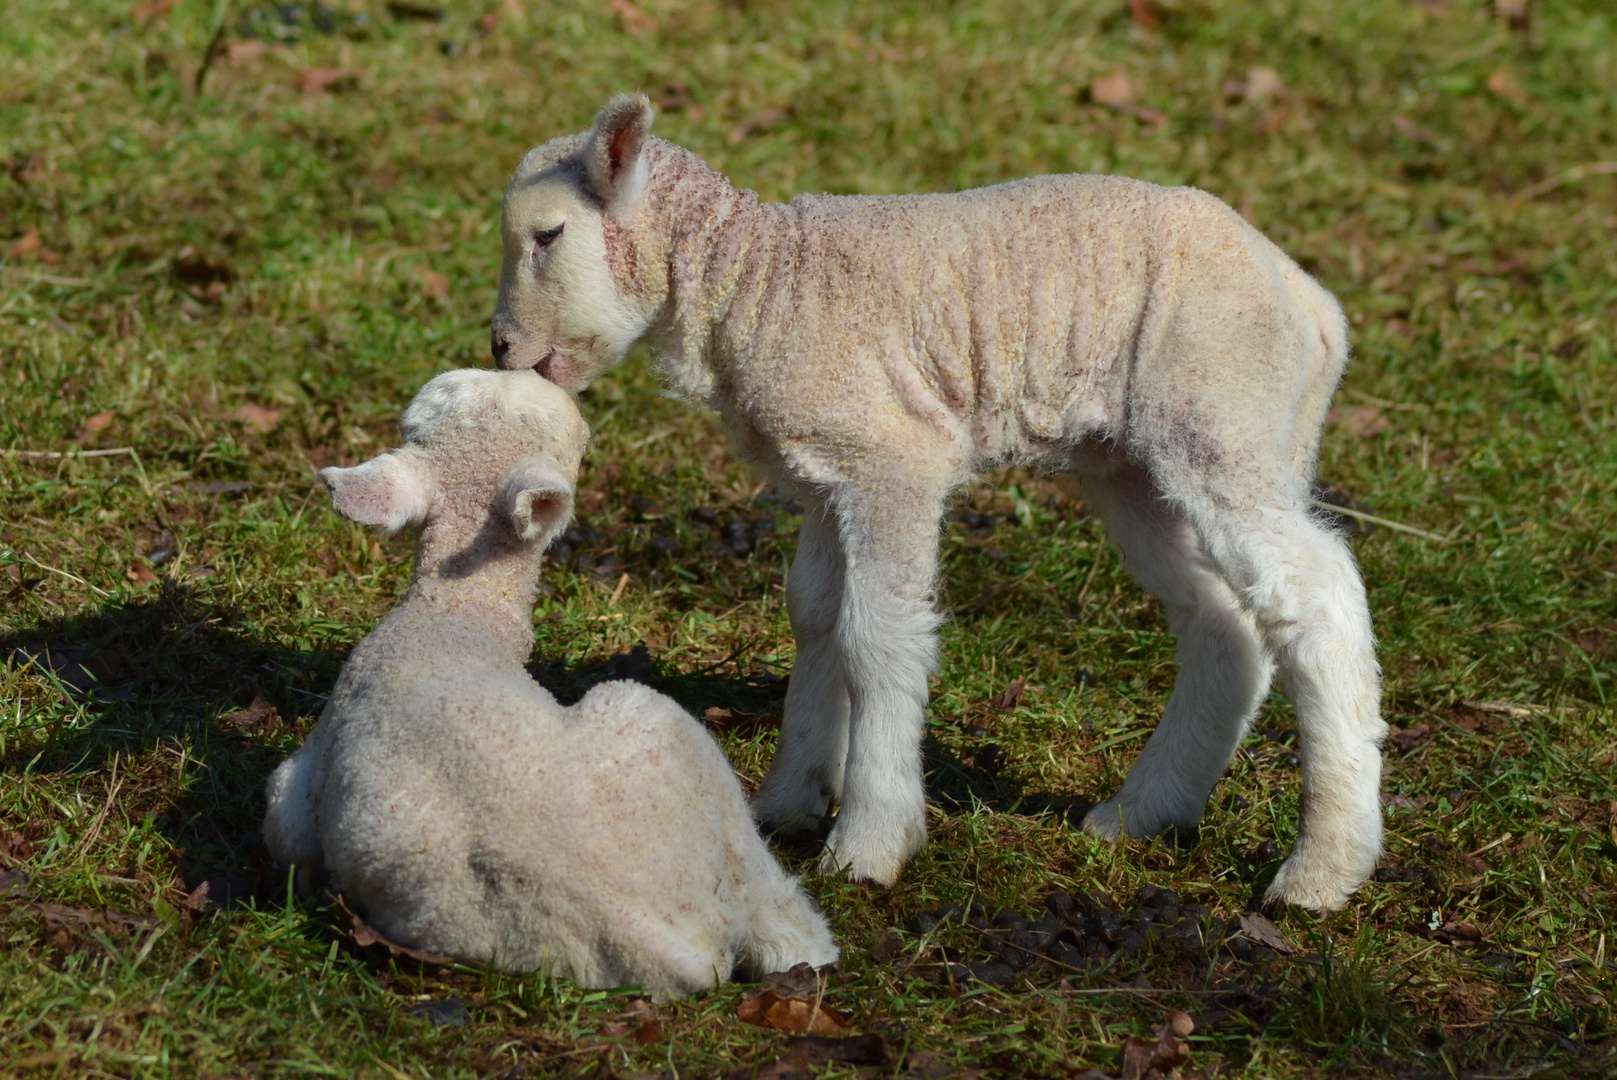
[230,403,282,432]
[622,998,663,1044]
[1121,1009,1194,1080]
[1387,723,1432,753]
[608,0,657,36]
[126,563,157,586]
[1234,911,1300,956]
[184,875,256,911]
[219,696,282,733]
[131,0,173,25]
[77,410,116,443]
[737,991,851,1035]
[988,676,1026,711]
[413,266,450,300]
[478,0,522,31]
[728,107,786,146]
[1128,0,1162,29]
[1334,404,1391,438]
[1495,0,1528,28]
[226,39,268,64]
[702,706,782,736]
[298,67,356,95]
[338,895,455,965]
[1090,71,1136,108]
[1244,66,1284,104]
[8,227,60,262]
[1486,67,1529,105]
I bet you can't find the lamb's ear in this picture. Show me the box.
[499,459,575,544]
[582,94,654,209]
[319,453,435,533]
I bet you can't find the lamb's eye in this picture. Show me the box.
[533,224,564,249]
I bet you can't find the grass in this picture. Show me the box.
[2,0,1615,1075]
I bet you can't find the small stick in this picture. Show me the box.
[608,572,629,606]
[1312,500,1448,543]
[11,553,113,598]
[1512,161,1617,205]
[3,446,137,459]
[1074,543,1106,605]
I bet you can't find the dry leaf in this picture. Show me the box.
[1244,66,1284,104]
[737,991,851,1035]
[226,39,268,64]
[1233,911,1300,956]
[219,696,282,732]
[1127,0,1162,29]
[988,676,1027,711]
[230,403,281,432]
[702,706,782,736]
[728,107,786,146]
[1387,723,1432,753]
[339,895,454,964]
[1121,1009,1195,1080]
[413,266,450,299]
[131,0,173,24]
[1090,71,1136,108]
[1495,0,1528,28]
[80,410,116,435]
[622,999,663,1044]
[32,902,159,932]
[1486,68,1529,104]
[1332,404,1391,438]
[608,0,658,36]
[478,0,521,31]
[298,67,356,95]
[8,227,60,263]
[184,875,255,911]
[126,563,157,586]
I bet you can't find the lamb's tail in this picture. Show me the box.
[738,875,840,979]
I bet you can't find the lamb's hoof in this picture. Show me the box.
[1264,853,1364,914]
[1080,799,1127,841]
[820,816,924,887]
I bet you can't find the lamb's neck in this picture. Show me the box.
[403,531,543,663]
[648,144,789,403]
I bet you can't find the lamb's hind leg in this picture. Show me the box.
[1179,492,1385,912]
[754,504,851,834]
[1077,466,1274,841]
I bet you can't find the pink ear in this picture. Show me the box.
[499,459,575,544]
[583,94,654,207]
[319,453,435,532]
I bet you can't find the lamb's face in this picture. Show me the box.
[492,96,658,393]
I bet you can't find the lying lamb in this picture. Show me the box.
[489,97,1385,913]
[261,368,837,995]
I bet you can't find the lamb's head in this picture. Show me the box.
[318,369,589,553]
[491,94,664,393]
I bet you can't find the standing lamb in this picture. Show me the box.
[489,96,1385,913]
[261,368,837,996]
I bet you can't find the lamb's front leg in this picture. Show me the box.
[754,505,850,834]
[819,485,945,886]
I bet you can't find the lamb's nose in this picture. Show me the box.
[491,332,512,364]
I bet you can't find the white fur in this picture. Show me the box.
[490,97,1387,912]
[263,368,837,995]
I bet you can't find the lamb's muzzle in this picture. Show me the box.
[492,96,1386,912]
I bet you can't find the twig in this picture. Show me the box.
[1074,543,1106,605]
[1312,500,1448,543]
[1512,161,1617,205]
[10,553,113,598]
[608,572,629,606]
[3,446,137,459]
[0,267,93,287]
